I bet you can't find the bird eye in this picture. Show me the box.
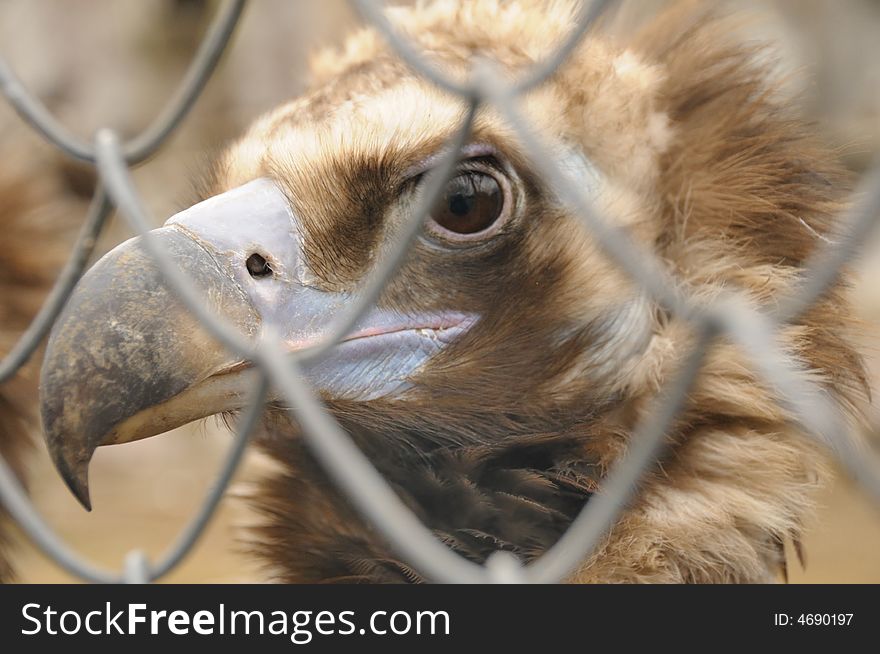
[429,171,505,239]
[246,252,273,278]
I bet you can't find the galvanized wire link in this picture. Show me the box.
[296,98,480,364]
[0,187,111,383]
[147,374,269,581]
[1,0,879,585]
[0,0,245,164]
[775,160,880,324]
[472,61,697,321]
[0,452,120,583]
[268,349,493,583]
[526,323,718,583]
[349,0,617,95]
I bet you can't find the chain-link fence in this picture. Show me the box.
[1,0,879,584]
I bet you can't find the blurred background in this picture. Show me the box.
[1,0,879,583]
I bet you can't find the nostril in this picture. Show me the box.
[246,253,273,278]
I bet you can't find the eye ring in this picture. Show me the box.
[425,166,513,244]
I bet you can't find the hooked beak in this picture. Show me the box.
[39,179,473,510]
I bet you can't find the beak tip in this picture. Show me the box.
[52,449,93,511]
[73,486,93,513]
[65,472,93,512]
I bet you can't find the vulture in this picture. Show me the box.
[38,0,868,583]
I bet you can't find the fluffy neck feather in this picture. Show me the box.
[249,406,607,583]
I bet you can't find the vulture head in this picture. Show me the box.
[39,1,867,583]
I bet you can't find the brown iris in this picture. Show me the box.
[431,172,503,235]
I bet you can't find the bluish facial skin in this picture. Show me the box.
[301,318,474,400]
[164,178,477,401]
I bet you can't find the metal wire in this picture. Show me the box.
[0,187,111,384]
[0,0,246,164]
[0,0,879,584]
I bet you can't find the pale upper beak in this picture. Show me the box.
[39,178,474,509]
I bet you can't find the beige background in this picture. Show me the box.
[1,0,879,582]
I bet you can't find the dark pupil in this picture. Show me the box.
[433,172,502,234]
